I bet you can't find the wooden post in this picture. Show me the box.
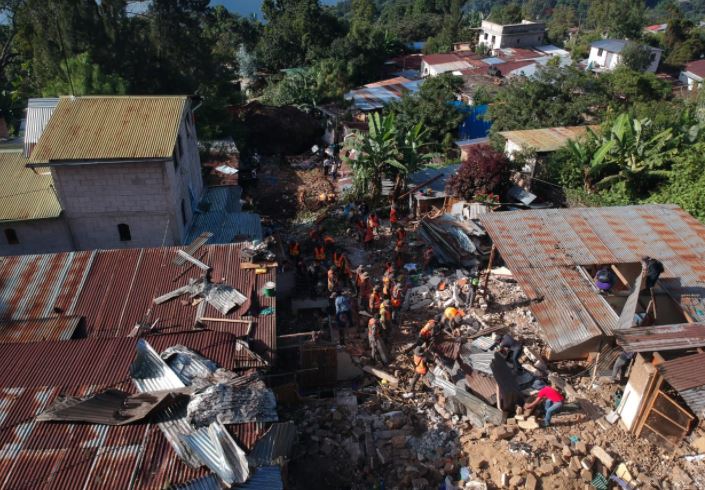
[482,244,497,299]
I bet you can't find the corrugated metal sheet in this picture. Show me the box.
[345,77,423,111]
[0,244,276,364]
[480,205,705,357]
[185,186,263,244]
[23,98,59,157]
[616,323,705,352]
[172,474,220,490]
[499,125,597,153]
[0,316,82,344]
[247,421,296,467]
[238,466,284,490]
[0,150,62,221]
[0,330,258,490]
[679,386,705,417]
[658,352,705,391]
[29,96,187,164]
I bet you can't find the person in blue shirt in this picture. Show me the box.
[333,291,352,328]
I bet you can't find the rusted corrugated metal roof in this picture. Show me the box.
[658,352,705,392]
[0,330,265,490]
[0,316,82,344]
[480,205,705,357]
[0,243,276,364]
[0,151,62,221]
[616,323,705,352]
[29,96,187,164]
[499,125,597,153]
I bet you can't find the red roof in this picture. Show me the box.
[388,53,422,70]
[422,53,463,65]
[0,330,267,489]
[685,59,705,79]
[0,244,276,363]
[496,60,535,76]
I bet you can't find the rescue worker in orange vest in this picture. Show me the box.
[382,273,392,298]
[317,192,327,209]
[367,213,380,234]
[356,269,371,309]
[442,306,464,329]
[396,226,406,243]
[410,346,429,392]
[390,282,403,324]
[313,244,326,264]
[389,205,398,230]
[417,318,440,346]
[368,285,382,313]
[288,240,301,259]
[308,226,320,243]
[379,299,392,342]
[327,265,339,293]
[368,317,387,364]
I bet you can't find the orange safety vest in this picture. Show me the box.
[369,291,381,311]
[419,320,435,338]
[413,354,428,375]
[314,246,326,261]
[289,242,300,257]
[333,252,345,268]
[324,235,335,246]
[391,290,402,308]
[382,276,391,296]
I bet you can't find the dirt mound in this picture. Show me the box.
[234,102,323,155]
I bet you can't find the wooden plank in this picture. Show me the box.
[278,331,321,339]
[610,265,631,288]
[362,365,399,386]
[240,261,278,270]
[616,270,645,330]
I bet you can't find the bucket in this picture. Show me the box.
[263,281,276,297]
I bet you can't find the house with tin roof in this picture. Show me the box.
[587,39,662,73]
[679,59,705,91]
[1,96,204,255]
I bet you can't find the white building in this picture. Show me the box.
[1,96,203,255]
[587,39,662,73]
[679,59,705,91]
[478,20,546,51]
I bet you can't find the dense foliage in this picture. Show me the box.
[446,145,511,200]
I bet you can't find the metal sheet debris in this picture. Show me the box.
[238,466,284,490]
[187,374,279,427]
[247,421,297,467]
[36,388,186,425]
[162,345,219,387]
[181,422,250,486]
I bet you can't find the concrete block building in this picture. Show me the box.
[0,96,203,255]
[587,40,662,73]
[478,20,545,51]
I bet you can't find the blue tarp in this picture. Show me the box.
[451,103,492,141]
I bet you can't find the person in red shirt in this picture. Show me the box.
[524,385,565,427]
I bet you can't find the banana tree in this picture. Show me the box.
[588,113,677,196]
[389,121,432,203]
[344,112,402,202]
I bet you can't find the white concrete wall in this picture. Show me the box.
[0,218,74,256]
[680,72,701,90]
[479,20,545,50]
[589,46,661,73]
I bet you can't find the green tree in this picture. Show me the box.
[604,67,671,103]
[487,66,609,132]
[41,51,127,96]
[546,5,577,45]
[621,43,655,71]
[257,0,342,71]
[389,73,464,152]
[489,3,522,24]
[587,0,645,39]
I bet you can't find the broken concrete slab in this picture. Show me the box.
[363,365,399,386]
[590,446,615,470]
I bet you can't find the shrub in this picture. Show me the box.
[446,144,511,200]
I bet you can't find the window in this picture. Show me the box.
[4,228,18,245]
[118,223,131,242]
[484,33,488,40]
[181,199,187,225]
[491,35,496,45]
[597,48,604,57]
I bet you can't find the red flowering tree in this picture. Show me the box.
[446,144,511,200]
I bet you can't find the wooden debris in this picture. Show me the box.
[362,365,399,386]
